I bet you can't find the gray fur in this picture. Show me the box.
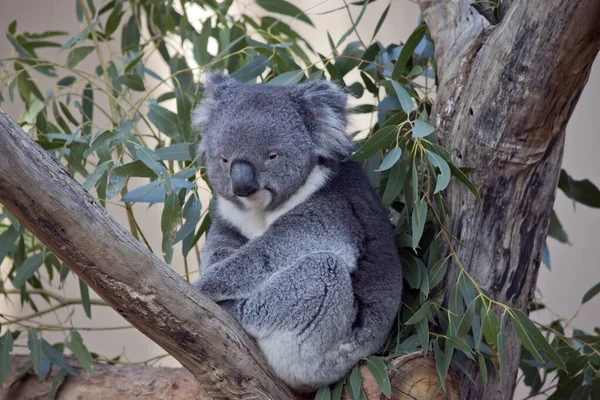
[193,73,402,391]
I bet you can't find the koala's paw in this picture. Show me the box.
[193,273,230,302]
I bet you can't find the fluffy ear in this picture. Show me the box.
[292,80,354,160]
[192,71,240,156]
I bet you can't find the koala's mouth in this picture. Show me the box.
[237,188,273,210]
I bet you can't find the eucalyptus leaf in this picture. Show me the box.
[28,328,42,377]
[376,147,402,172]
[582,282,600,304]
[365,357,391,398]
[13,253,44,288]
[66,46,95,68]
[0,329,14,387]
[117,73,145,91]
[66,330,93,373]
[256,0,314,27]
[412,119,435,138]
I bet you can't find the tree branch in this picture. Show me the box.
[2,355,208,400]
[0,108,293,399]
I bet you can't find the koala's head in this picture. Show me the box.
[193,72,353,210]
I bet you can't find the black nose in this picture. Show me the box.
[230,161,259,197]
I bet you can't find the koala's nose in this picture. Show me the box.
[230,161,259,197]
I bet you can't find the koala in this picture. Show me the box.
[192,72,402,392]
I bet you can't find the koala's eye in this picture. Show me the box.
[267,153,278,161]
[220,156,229,164]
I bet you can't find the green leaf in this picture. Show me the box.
[497,312,506,385]
[332,378,345,400]
[315,386,332,400]
[267,70,305,85]
[509,308,566,370]
[79,278,91,318]
[0,329,14,387]
[336,1,368,47]
[548,210,569,243]
[360,72,378,94]
[175,89,193,141]
[75,0,84,22]
[48,368,68,400]
[478,353,488,387]
[13,253,44,288]
[365,357,391,398]
[400,254,421,289]
[406,301,433,325]
[481,306,500,346]
[81,83,94,136]
[122,15,140,53]
[391,81,414,114]
[82,160,112,191]
[104,3,124,37]
[155,143,193,161]
[161,191,180,264]
[457,298,477,338]
[381,155,407,207]
[60,263,70,283]
[445,336,472,354]
[28,328,43,377]
[112,160,157,178]
[135,146,169,186]
[558,169,600,208]
[433,340,449,392]
[148,104,181,139]
[117,73,145,91]
[349,364,363,399]
[193,19,212,66]
[231,56,270,83]
[427,152,451,194]
[6,34,33,58]
[428,257,448,289]
[416,318,429,356]
[84,130,118,157]
[412,119,435,138]
[41,340,76,375]
[349,125,398,161]
[391,24,427,81]
[66,46,95,68]
[256,0,314,27]
[448,284,464,335]
[0,226,23,265]
[371,3,390,41]
[66,330,93,373]
[449,163,482,205]
[376,147,401,172]
[411,198,427,249]
[582,282,600,304]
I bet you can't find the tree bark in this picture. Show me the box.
[2,355,208,400]
[0,108,293,400]
[2,354,459,400]
[418,0,600,398]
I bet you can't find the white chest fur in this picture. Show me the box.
[217,166,330,240]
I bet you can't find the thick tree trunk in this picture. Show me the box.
[0,108,292,400]
[418,0,600,398]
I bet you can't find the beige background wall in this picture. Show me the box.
[0,1,598,398]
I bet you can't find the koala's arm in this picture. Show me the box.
[199,217,247,273]
[195,212,354,301]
